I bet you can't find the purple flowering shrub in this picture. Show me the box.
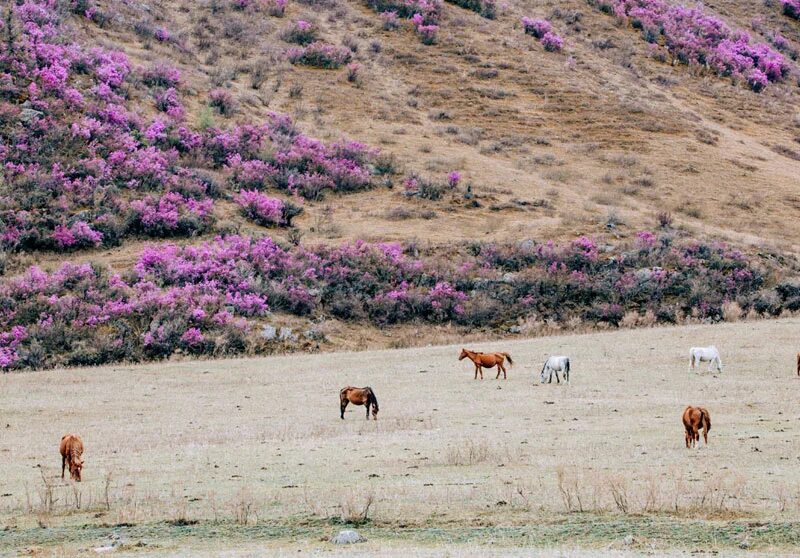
[541,32,564,52]
[445,0,496,19]
[281,20,317,45]
[782,0,800,20]
[287,42,352,69]
[208,88,237,116]
[234,190,303,227]
[521,18,564,52]
[0,232,783,369]
[366,0,442,23]
[591,0,791,91]
[381,11,401,30]
[521,17,551,38]
[0,1,382,252]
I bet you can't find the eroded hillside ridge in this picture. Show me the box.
[1,0,800,369]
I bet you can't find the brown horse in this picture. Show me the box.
[682,406,711,449]
[459,348,513,379]
[60,434,84,481]
[340,386,379,420]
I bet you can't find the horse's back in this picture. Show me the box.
[60,434,83,457]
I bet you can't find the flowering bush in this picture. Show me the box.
[591,0,790,91]
[410,13,439,44]
[347,62,362,83]
[287,42,352,68]
[446,0,495,19]
[381,10,400,30]
[541,32,564,52]
[208,88,237,116]
[128,193,215,237]
[282,20,317,45]
[141,63,181,88]
[366,0,442,23]
[782,0,800,19]
[52,222,104,250]
[521,17,564,51]
[521,17,551,38]
[234,190,303,227]
[0,232,783,370]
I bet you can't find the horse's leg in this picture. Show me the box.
[340,399,348,420]
[474,364,479,380]
[366,403,370,420]
[61,454,66,479]
[555,370,560,384]
[495,363,501,379]
[685,428,691,449]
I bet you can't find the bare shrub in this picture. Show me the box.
[339,491,374,524]
[556,466,585,512]
[607,475,630,514]
[444,439,490,466]
[231,488,256,525]
[722,301,743,322]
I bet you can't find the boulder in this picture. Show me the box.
[331,529,365,544]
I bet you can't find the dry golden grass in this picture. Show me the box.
[2,318,800,554]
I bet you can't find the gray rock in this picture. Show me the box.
[260,325,277,340]
[20,108,44,122]
[623,534,635,546]
[508,326,522,334]
[278,327,296,341]
[331,529,365,544]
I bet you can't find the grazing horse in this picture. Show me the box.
[60,434,84,482]
[458,349,513,380]
[689,346,722,373]
[340,386,379,420]
[682,406,711,448]
[540,356,570,384]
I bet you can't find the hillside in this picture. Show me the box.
[1,0,800,368]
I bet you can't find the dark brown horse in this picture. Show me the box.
[682,406,711,448]
[340,386,379,420]
[458,348,513,379]
[60,434,84,481]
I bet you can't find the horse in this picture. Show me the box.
[682,406,711,448]
[540,356,570,384]
[689,346,722,373]
[458,349,513,380]
[340,386,379,420]
[60,434,84,482]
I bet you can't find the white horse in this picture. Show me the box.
[540,356,570,384]
[689,346,722,373]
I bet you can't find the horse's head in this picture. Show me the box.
[70,457,83,482]
[458,349,469,361]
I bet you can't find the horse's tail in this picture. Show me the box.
[565,358,570,374]
[367,387,378,411]
[503,353,513,366]
[701,408,711,433]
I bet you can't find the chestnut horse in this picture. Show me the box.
[60,434,84,481]
[682,406,711,448]
[459,348,513,380]
[340,386,379,420]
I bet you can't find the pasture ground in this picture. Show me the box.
[2,318,800,556]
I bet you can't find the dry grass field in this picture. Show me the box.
[2,318,800,555]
